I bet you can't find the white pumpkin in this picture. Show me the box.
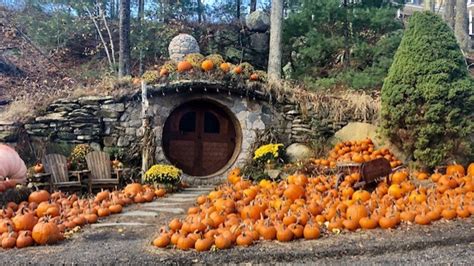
[0,144,27,184]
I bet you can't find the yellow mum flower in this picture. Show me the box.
[253,143,284,161]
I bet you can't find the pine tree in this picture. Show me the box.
[381,12,474,168]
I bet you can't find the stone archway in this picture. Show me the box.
[162,100,240,177]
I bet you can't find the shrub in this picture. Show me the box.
[381,12,474,168]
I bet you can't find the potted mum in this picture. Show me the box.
[143,164,182,192]
[253,143,285,170]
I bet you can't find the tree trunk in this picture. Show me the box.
[197,0,203,23]
[250,0,257,13]
[342,0,350,68]
[268,0,283,82]
[444,0,455,29]
[236,0,241,20]
[119,0,131,77]
[454,0,470,51]
[138,0,145,75]
[110,0,115,19]
[424,0,435,11]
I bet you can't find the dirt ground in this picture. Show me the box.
[0,195,472,264]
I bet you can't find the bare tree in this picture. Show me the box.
[138,0,145,75]
[86,6,115,73]
[250,0,257,13]
[268,0,283,82]
[454,0,470,52]
[444,0,455,29]
[119,0,131,77]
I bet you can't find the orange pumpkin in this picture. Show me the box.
[201,60,214,71]
[177,61,193,73]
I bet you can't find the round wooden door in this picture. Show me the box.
[163,101,237,176]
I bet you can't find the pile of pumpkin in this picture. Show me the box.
[142,53,266,84]
[0,183,166,249]
[152,162,473,251]
[311,139,403,169]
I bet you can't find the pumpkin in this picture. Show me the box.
[124,183,143,197]
[352,190,371,202]
[214,234,232,249]
[176,236,195,250]
[284,184,305,201]
[233,66,243,74]
[32,218,62,245]
[359,217,378,229]
[177,61,193,73]
[195,237,213,251]
[220,62,231,72]
[95,190,110,203]
[346,203,368,224]
[236,232,253,246]
[155,188,166,197]
[0,144,27,184]
[34,163,44,174]
[29,190,50,204]
[159,68,169,77]
[16,230,34,248]
[467,163,474,177]
[303,223,320,240]
[12,207,37,231]
[249,73,259,81]
[276,226,293,242]
[391,171,408,184]
[153,234,170,248]
[446,164,465,177]
[1,231,16,249]
[201,60,214,71]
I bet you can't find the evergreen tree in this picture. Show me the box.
[381,12,474,168]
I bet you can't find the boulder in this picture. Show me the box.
[168,34,200,62]
[246,11,270,32]
[249,32,269,52]
[286,143,314,163]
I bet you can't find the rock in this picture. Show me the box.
[35,112,68,122]
[286,143,314,163]
[168,34,200,62]
[78,96,113,105]
[249,32,269,52]
[246,11,270,32]
[101,103,125,112]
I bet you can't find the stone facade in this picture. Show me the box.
[0,80,377,185]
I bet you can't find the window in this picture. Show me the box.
[204,112,220,133]
[179,112,196,132]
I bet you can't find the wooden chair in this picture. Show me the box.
[42,154,82,192]
[85,151,120,193]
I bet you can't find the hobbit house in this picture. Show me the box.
[0,34,379,185]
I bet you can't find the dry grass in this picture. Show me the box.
[0,75,139,123]
[270,80,380,123]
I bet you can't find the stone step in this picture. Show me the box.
[160,197,196,203]
[140,201,182,207]
[117,210,158,217]
[142,207,185,214]
[91,222,152,228]
[183,187,214,192]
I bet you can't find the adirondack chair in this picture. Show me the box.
[42,154,82,192]
[85,151,120,193]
